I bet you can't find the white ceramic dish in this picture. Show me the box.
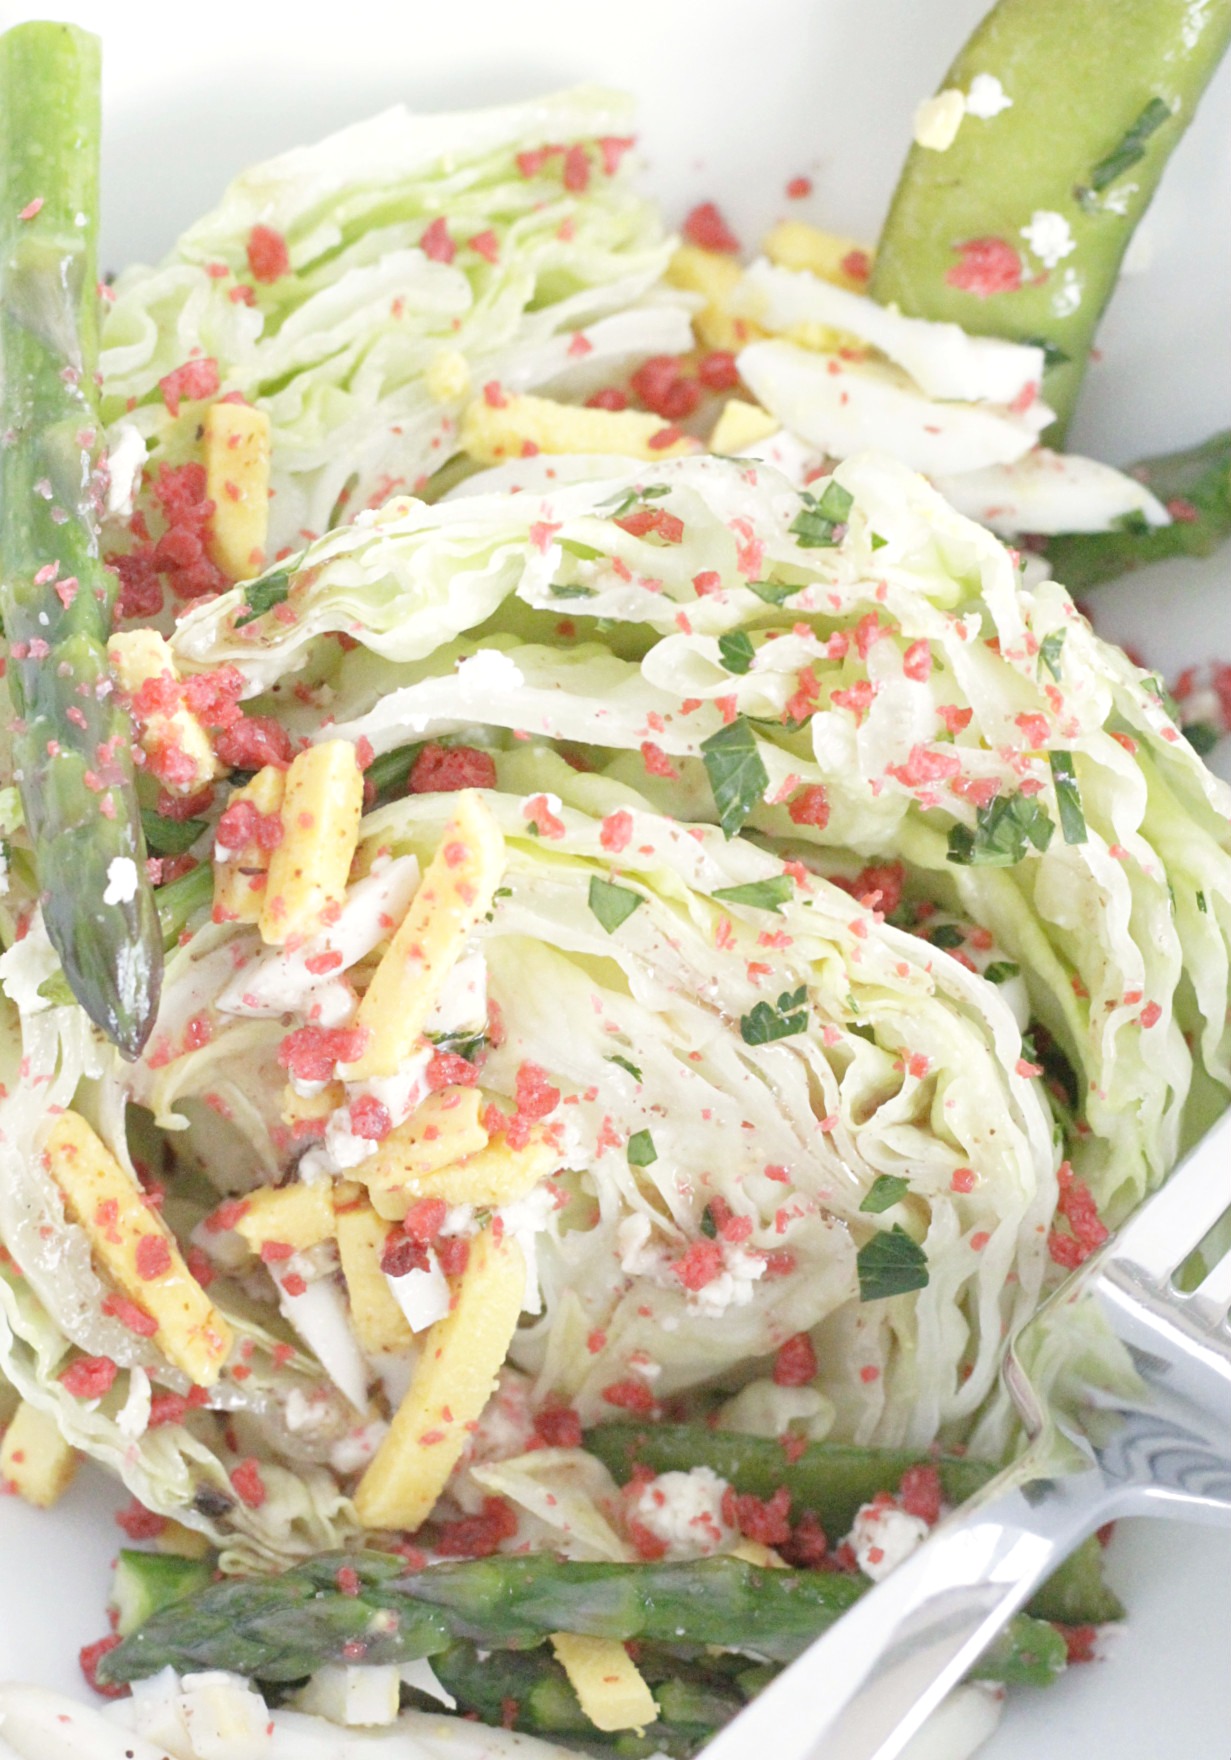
[0,1,1228,1754]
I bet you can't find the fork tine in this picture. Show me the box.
[1111,1108,1231,1280]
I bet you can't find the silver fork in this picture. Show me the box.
[703,1108,1231,1760]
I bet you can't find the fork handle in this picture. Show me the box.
[700,1465,1111,1760]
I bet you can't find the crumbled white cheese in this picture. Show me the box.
[627,1467,736,1558]
[847,1499,930,1581]
[386,1247,452,1333]
[0,913,59,1014]
[115,1367,151,1439]
[456,648,525,692]
[685,1243,766,1318]
[964,73,1012,118]
[178,1672,270,1752]
[424,951,488,1039]
[495,1184,558,1315]
[1020,209,1076,270]
[103,855,139,906]
[276,1257,369,1411]
[105,421,147,519]
[913,89,966,151]
[296,1664,401,1727]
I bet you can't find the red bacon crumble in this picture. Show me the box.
[1047,1160,1108,1268]
[682,201,740,254]
[214,713,295,770]
[787,784,830,828]
[599,809,633,852]
[420,217,456,263]
[246,224,290,283]
[723,1484,792,1546]
[786,176,813,199]
[380,1235,431,1277]
[115,1499,167,1540]
[409,743,497,793]
[697,349,740,392]
[147,1391,190,1429]
[277,1024,370,1083]
[630,355,700,422]
[349,1094,393,1141]
[101,1293,158,1338]
[336,1565,362,1596]
[669,1238,724,1291]
[534,1404,583,1448]
[79,1634,126,1699]
[433,1495,520,1557]
[435,1235,471,1278]
[944,237,1023,298]
[899,1463,943,1525]
[230,1457,267,1508]
[404,1197,449,1242]
[60,1355,118,1399]
[781,1509,829,1568]
[135,1233,172,1281]
[602,1379,658,1414]
[158,356,220,418]
[640,741,678,779]
[615,507,684,544]
[772,1332,818,1387]
[183,666,245,729]
[587,387,629,412]
[1055,1623,1099,1664]
[426,1051,480,1091]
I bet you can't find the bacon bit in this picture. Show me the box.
[669,1238,724,1291]
[616,505,685,544]
[773,1333,818,1387]
[682,201,740,254]
[598,135,636,175]
[1167,498,1199,524]
[859,1364,880,1384]
[281,1271,309,1297]
[945,237,1024,298]
[349,1094,393,1140]
[888,745,962,788]
[842,249,872,284]
[902,640,932,682]
[899,1463,943,1525]
[147,1391,190,1429]
[628,1517,669,1560]
[407,742,497,794]
[158,357,220,418]
[434,1496,520,1558]
[1016,1057,1043,1079]
[830,679,875,722]
[602,1379,658,1414]
[230,1457,267,1508]
[258,1241,295,1264]
[516,1061,561,1120]
[951,1167,976,1194]
[277,1024,370,1083]
[1140,1000,1162,1029]
[630,355,700,422]
[786,175,813,199]
[640,740,678,779]
[599,809,633,854]
[101,1292,158,1338]
[182,666,245,729]
[380,1235,431,1277]
[336,1565,362,1596]
[524,793,566,839]
[534,1404,583,1448]
[436,1235,470,1278]
[1056,1623,1099,1664]
[469,229,500,263]
[723,1484,792,1546]
[131,1232,172,1282]
[79,1634,126,1699]
[426,1051,479,1092]
[697,349,740,392]
[420,217,456,264]
[115,1498,167,1540]
[60,1355,118,1399]
[246,224,290,283]
[563,144,591,191]
[17,196,45,221]
[1014,711,1050,748]
[214,713,295,770]
[586,387,628,411]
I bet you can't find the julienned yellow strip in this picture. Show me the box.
[359,1087,489,1221]
[203,400,272,581]
[345,791,505,1081]
[261,739,364,945]
[44,1112,232,1387]
[549,1633,659,1734]
[459,391,700,466]
[0,1399,78,1507]
[333,1198,413,1355]
[354,1227,524,1531]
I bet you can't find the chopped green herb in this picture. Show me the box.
[549,583,597,599]
[701,717,769,838]
[426,1029,487,1063]
[790,479,853,549]
[712,876,793,914]
[140,810,206,857]
[740,985,809,1046]
[856,1225,929,1302]
[234,568,291,628]
[1183,720,1219,756]
[1086,96,1172,193]
[557,539,604,561]
[606,1054,643,1083]
[929,924,966,950]
[718,630,756,675]
[859,1174,910,1215]
[870,532,889,551]
[1143,676,1182,720]
[699,1205,718,1238]
[364,742,423,802]
[588,876,642,934]
[746,579,801,606]
[947,794,1055,868]
[984,961,1021,984]
[603,483,670,518]
[1197,891,1208,915]
[1020,336,1072,372]
[1049,752,1088,845]
[627,1129,658,1167]
[1038,631,1066,682]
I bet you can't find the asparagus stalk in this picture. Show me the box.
[99,1551,1066,1690]
[1046,429,1231,591]
[584,1423,1124,1624]
[0,22,162,1056]
[870,0,1231,441]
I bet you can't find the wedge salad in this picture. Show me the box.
[0,7,1228,1760]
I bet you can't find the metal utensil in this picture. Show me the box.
[702,1109,1231,1760]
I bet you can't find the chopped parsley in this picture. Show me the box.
[718,629,756,675]
[859,1174,910,1215]
[1049,751,1088,845]
[627,1129,658,1167]
[1086,96,1172,194]
[234,568,291,628]
[789,479,854,549]
[701,717,769,838]
[712,876,793,914]
[365,742,423,803]
[1021,335,1072,371]
[740,985,808,1045]
[856,1225,929,1302]
[984,961,1021,984]
[746,579,802,606]
[1183,720,1219,756]
[140,809,206,857]
[870,532,889,551]
[550,582,597,599]
[588,876,643,934]
[427,1028,487,1063]
[947,793,1054,867]
[1197,890,1208,915]
[1038,630,1066,682]
[603,483,670,519]
[607,1054,643,1083]
[929,923,966,950]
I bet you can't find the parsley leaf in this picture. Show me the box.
[870,532,889,551]
[984,961,1021,984]
[1197,890,1208,914]
[427,1028,487,1063]
[602,483,670,518]
[712,876,793,914]
[701,717,769,838]
[607,1054,643,1083]
[740,985,809,1045]
[1183,720,1219,756]
[627,1129,658,1167]
[550,583,597,599]
[860,1174,910,1214]
[929,924,966,950]
[790,479,854,548]
[947,793,1055,867]
[588,876,643,934]
[1038,630,1066,682]
[140,809,206,857]
[718,630,756,675]
[1086,96,1171,193]
[746,580,802,606]
[365,742,423,803]
[1049,751,1088,845]
[234,568,292,628]
[857,1225,929,1302]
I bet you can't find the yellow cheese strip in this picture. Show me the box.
[45,1112,232,1387]
[400,1129,559,1209]
[360,1088,489,1221]
[213,765,286,926]
[232,1182,336,1255]
[729,1538,788,1569]
[549,1634,659,1734]
[155,1520,213,1560]
[666,246,765,354]
[0,1399,78,1508]
[280,1081,345,1137]
[347,791,505,1081]
[355,1227,525,1531]
[260,740,364,946]
[108,629,221,795]
[459,392,699,467]
[761,220,875,293]
[334,1199,414,1355]
[709,399,779,454]
[203,401,272,581]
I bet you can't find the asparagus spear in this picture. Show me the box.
[584,1423,1124,1624]
[99,1551,1066,1689]
[870,0,1231,441]
[1046,429,1231,591]
[0,21,162,1056]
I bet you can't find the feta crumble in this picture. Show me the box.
[965,73,1013,118]
[913,89,966,152]
[628,1467,736,1558]
[847,1499,930,1581]
[103,855,139,906]
[1020,210,1076,270]
[104,421,147,519]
